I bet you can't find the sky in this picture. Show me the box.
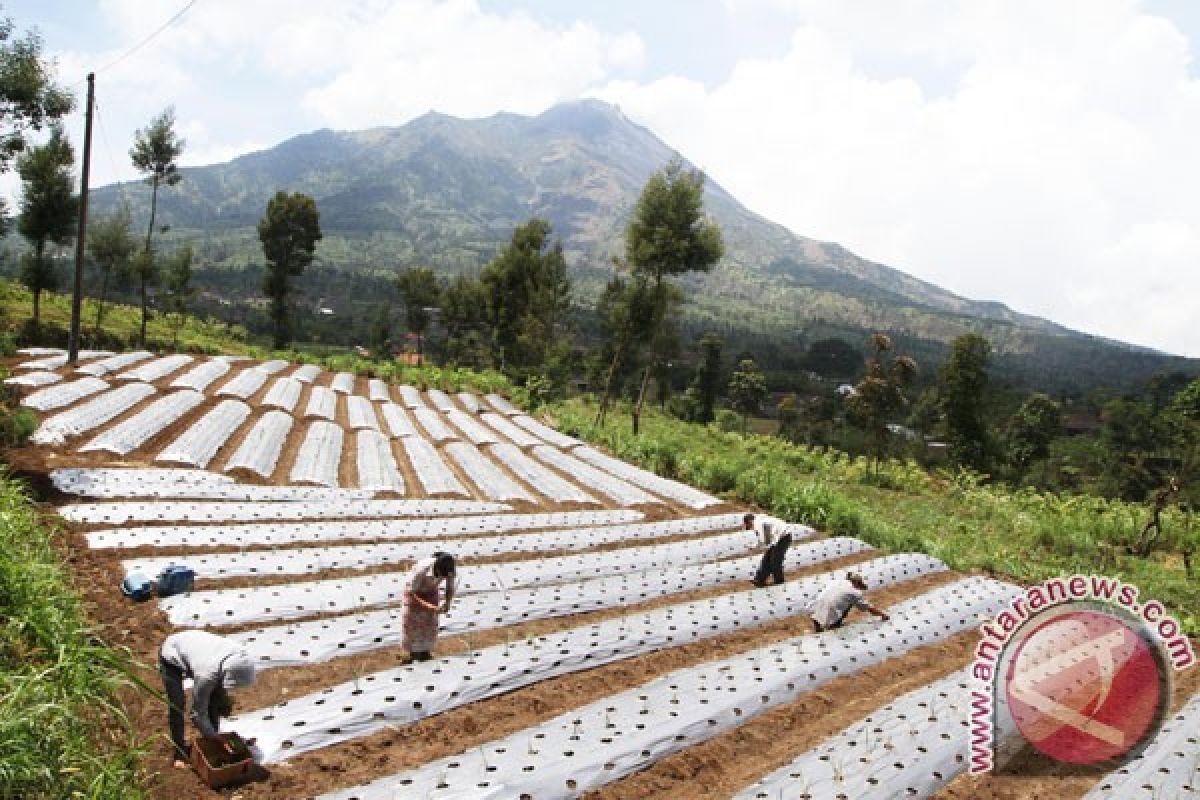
[7,0,1200,357]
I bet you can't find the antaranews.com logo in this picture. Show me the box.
[969,574,1195,773]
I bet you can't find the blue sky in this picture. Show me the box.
[8,0,1200,357]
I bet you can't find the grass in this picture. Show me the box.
[0,471,147,800]
[0,280,254,356]
[549,397,1199,634]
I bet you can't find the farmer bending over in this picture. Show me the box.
[160,630,257,768]
[807,571,890,631]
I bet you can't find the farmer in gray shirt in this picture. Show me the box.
[160,630,257,767]
[807,571,891,631]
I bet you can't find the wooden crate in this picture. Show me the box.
[190,733,253,789]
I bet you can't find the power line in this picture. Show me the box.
[89,0,200,79]
[91,99,134,207]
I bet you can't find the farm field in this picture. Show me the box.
[2,348,1197,799]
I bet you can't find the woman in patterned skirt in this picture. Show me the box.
[401,552,456,662]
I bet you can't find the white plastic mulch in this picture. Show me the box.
[289,420,344,487]
[223,410,294,479]
[163,535,860,629]
[303,386,337,420]
[114,353,193,383]
[20,377,107,411]
[346,395,381,430]
[4,370,61,387]
[60,498,508,525]
[355,429,405,493]
[379,403,417,438]
[573,445,722,509]
[120,524,756,581]
[444,441,533,503]
[444,408,501,445]
[215,367,268,399]
[86,508,647,549]
[401,437,469,496]
[486,443,597,504]
[78,389,205,456]
[316,576,1017,800]
[261,376,303,412]
[31,382,158,445]
[155,399,251,468]
[170,360,231,392]
[531,445,659,506]
[412,408,458,442]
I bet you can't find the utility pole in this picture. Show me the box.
[67,72,95,364]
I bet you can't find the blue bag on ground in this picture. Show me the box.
[156,565,195,597]
[121,572,155,602]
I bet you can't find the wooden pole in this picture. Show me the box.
[67,72,95,364]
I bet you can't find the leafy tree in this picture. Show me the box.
[691,332,723,423]
[258,191,322,349]
[846,334,918,470]
[16,125,76,333]
[777,394,801,441]
[440,274,491,367]
[369,302,393,358]
[805,338,862,379]
[162,243,194,348]
[480,218,570,378]
[396,267,440,366]
[939,333,993,471]
[130,107,185,344]
[728,358,768,433]
[1006,393,1062,477]
[593,273,658,425]
[0,16,73,176]
[606,159,724,434]
[86,204,135,334]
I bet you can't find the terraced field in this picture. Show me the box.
[5,348,1197,799]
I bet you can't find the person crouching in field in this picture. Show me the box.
[401,552,457,663]
[746,512,792,587]
[159,630,257,768]
[807,571,891,632]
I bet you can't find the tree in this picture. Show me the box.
[690,332,723,423]
[130,107,185,345]
[258,191,322,349]
[728,358,768,433]
[604,159,724,434]
[480,218,571,378]
[939,333,993,471]
[846,334,918,470]
[86,204,135,334]
[593,273,657,425]
[396,267,440,366]
[162,243,194,348]
[16,125,76,334]
[440,274,491,367]
[0,16,73,176]
[369,302,393,358]
[1006,393,1062,476]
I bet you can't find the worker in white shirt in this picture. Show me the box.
[745,512,793,587]
[807,571,891,632]
[159,630,257,768]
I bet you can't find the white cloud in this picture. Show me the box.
[298,1,645,128]
[595,0,1200,356]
